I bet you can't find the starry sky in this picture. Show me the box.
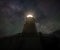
[0,0,60,37]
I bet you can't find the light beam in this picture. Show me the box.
[27,14,33,18]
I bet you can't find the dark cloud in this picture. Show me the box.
[0,0,60,36]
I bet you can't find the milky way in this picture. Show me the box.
[0,0,60,37]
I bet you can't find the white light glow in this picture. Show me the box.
[27,14,33,18]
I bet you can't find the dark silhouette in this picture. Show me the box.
[40,30,60,50]
[0,30,60,50]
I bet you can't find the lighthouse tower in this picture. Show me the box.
[22,14,41,49]
[22,14,37,37]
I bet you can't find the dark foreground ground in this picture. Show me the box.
[0,30,60,50]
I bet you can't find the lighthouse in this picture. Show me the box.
[22,14,37,37]
[22,14,41,49]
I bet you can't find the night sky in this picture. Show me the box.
[0,0,60,37]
